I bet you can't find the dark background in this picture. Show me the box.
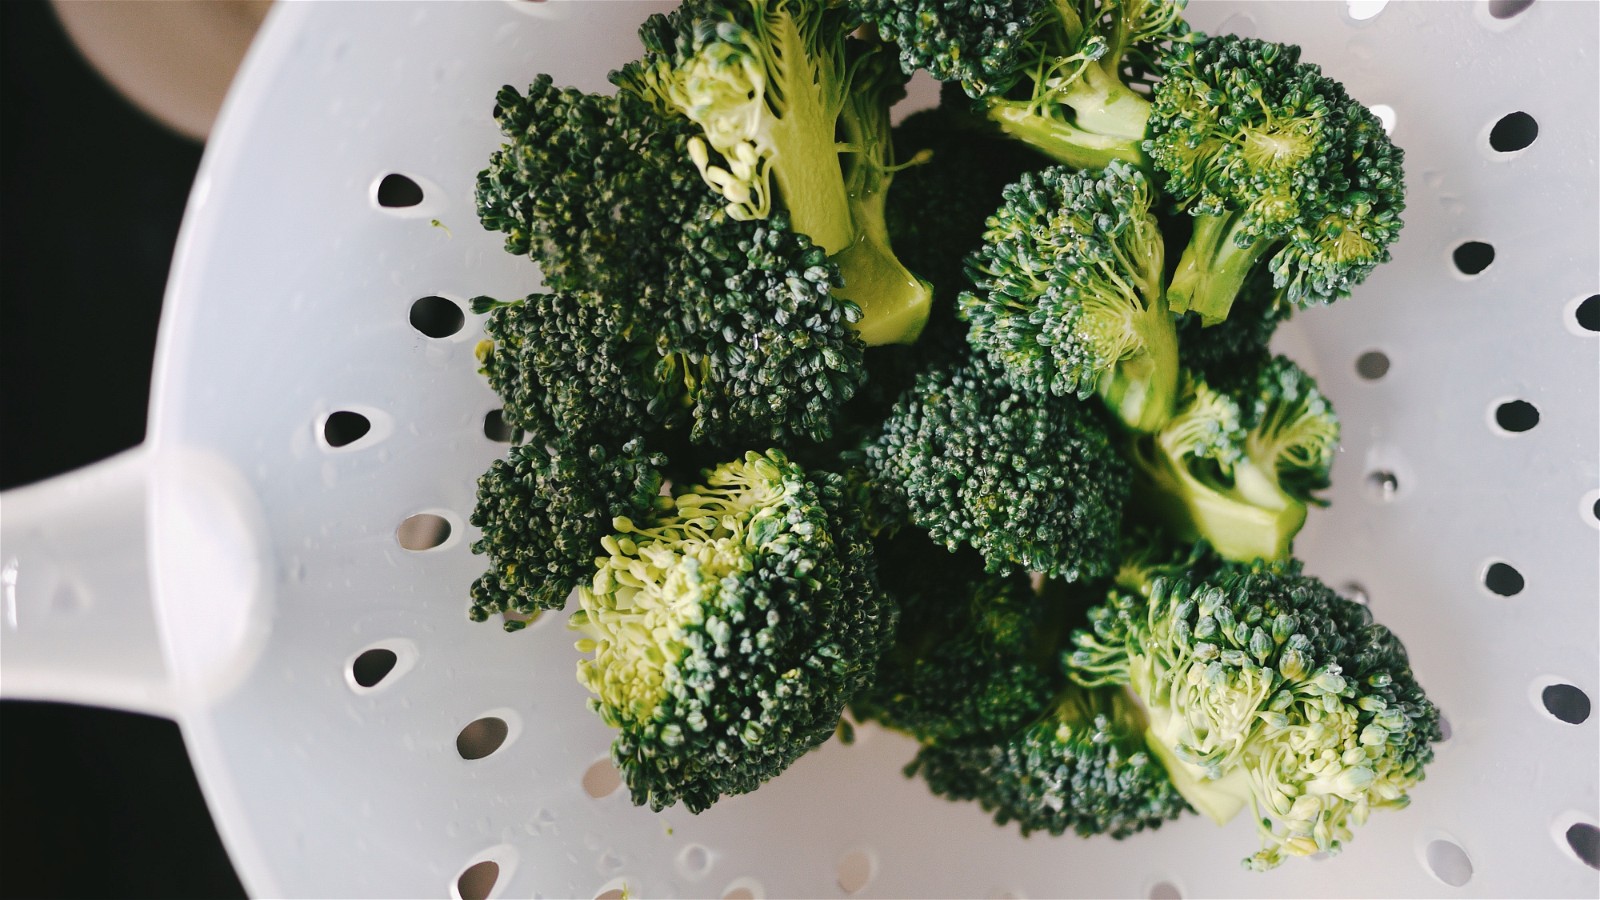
[1,1,246,896]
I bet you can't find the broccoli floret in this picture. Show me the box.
[474,81,867,446]
[1069,568,1442,869]
[468,424,670,621]
[616,0,933,346]
[571,450,893,813]
[908,683,1190,838]
[1129,355,1338,563]
[1147,34,1406,324]
[858,0,1189,169]
[851,532,1063,743]
[961,162,1180,433]
[864,356,1129,581]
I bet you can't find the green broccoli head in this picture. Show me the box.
[617,0,932,346]
[1129,355,1338,564]
[851,532,1062,743]
[864,356,1129,581]
[572,450,893,813]
[859,0,1188,169]
[1069,568,1442,869]
[1148,34,1406,324]
[468,430,669,622]
[961,162,1179,432]
[1176,266,1293,387]
[908,684,1191,838]
[476,77,705,298]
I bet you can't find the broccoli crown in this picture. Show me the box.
[477,78,705,297]
[468,431,669,621]
[1069,569,1442,869]
[851,533,1061,743]
[1148,34,1406,323]
[908,684,1191,838]
[572,450,893,813]
[864,356,1129,581]
[961,162,1179,432]
[616,0,933,346]
[877,0,1188,169]
[1129,355,1337,563]
[853,0,1046,97]
[473,77,868,446]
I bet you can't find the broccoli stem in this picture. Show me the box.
[1065,62,1154,142]
[1130,438,1304,564]
[763,9,855,256]
[834,78,933,346]
[1167,214,1275,325]
[1097,293,1179,433]
[1120,668,1252,823]
[984,102,1148,170]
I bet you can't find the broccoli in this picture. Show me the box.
[960,162,1180,433]
[851,532,1063,743]
[1068,567,1442,869]
[616,0,933,346]
[468,426,670,622]
[474,79,866,446]
[856,0,1189,169]
[908,683,1191,839]
[571,450,893,813]
[1146,34,1405,325]
[1128,355,1338,563]
[1176,267,1293,389]
[864,355,1129,581]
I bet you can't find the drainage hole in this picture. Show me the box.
[583,757,623,798]
[1453,241,1495,276]
[1365,470,1400,502]
[484,409,514,442]
[1483,561,1524,597]
[1493,399,1539,433]
[323,410,371,448]
[1567,822,1600,870]
[836,850,875,895]
[397,513,451,551]
[1424,838,1473,886]
[351,648,398,688]
[1487,0,1534,19]
[1489,111,1538,152]
[376,173,424,208]
[457,717,510,760]
[1575,295,1600,332]
[1541,683,1592,725]
[457,860,499,900]
[410,295,465,338]
[1355,350,1390,381]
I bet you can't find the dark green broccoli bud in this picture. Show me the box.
[1147,34,1406,324]
[1069,569,1442,870]
[667,209,868,445]
[960,162,1180,433]
[474,292,689,445]
[572,450,894,813]
[468,429,669,622]
[852,533,1062,743]
[864,356,1129,581]
[476,77,705,297]
[1128,355,1338,563]
[616,0,933,346]
[858,0,1189,169]
[908,684,1190,838]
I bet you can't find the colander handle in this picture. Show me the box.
[0,447,176,716]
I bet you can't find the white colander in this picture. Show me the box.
[2,1,1596,897]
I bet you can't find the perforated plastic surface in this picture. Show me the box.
[9,1,1599,897]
